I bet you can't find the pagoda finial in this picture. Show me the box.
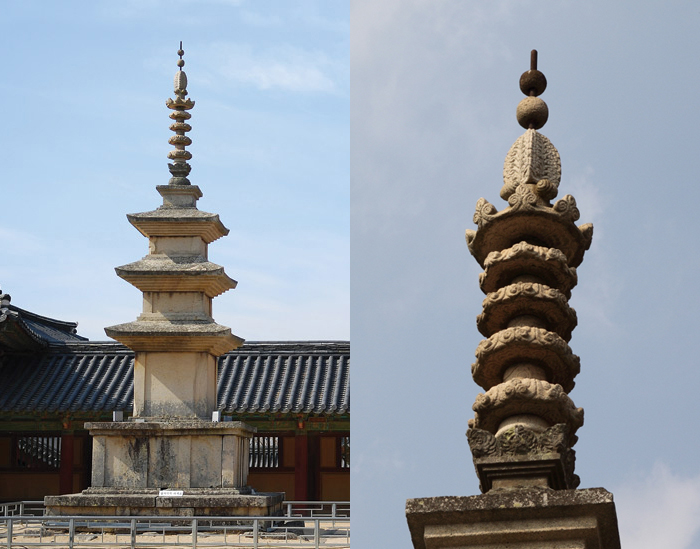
[464,50,594,493]
[517,49,548,129]
[499,51,561,203]
[166,42,195,186]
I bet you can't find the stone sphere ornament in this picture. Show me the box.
[519,69,547,96]
[516,96,549,129]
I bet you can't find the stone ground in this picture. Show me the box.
[2,521,350,548]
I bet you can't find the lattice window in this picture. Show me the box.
[15,435,61,470]
[249,435,279,468]
[339,436,349,468]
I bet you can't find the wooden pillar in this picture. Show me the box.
[294,433,308,500]
[59,433,74,494]
[307,434,320,500]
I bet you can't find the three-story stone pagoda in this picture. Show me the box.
[45,45,283,517]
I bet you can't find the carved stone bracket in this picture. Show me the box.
[467,424,579,492]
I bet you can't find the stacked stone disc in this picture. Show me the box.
[464,51,593,493]
[166,44,194,186]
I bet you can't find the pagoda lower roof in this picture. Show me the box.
[105,320,243,354]
[127,207,229,243]
[115,257,236,297]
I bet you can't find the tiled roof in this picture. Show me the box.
[0,304,87,350]
[0,341,349,416]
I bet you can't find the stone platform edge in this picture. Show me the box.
[406,487,620,549]
[45,491,285,517]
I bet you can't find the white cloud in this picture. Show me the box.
[99,0,242,19]
[202,43,337,93]
[240,10,283,28]
[614,463,700,549]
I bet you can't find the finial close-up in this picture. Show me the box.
[517,49,548,129]
[166,41,194,186]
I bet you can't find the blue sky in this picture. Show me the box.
[1,0,349,341]
[351,1,700,547]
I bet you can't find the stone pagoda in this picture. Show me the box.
[406,52,621,548]
[45,45,283,517]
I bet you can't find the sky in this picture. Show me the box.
[351,0,700,547]
[1,0,349,342]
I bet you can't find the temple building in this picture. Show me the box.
[0,46,349,508]
[406,52,620,548]
[0,302,349,503]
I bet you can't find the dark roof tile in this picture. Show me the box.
[0,341,349,416]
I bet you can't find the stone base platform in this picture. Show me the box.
[45,488,285,517]
[406,487,621,549]
[85,420,255,492]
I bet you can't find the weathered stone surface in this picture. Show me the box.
[116,257,237,298]
[471,378,583,435]
[105,322,241,355]
[519,69,547,97]
[479,242,578,299]
[472,326,580,392]
[406,487,621,549]
[467,424,579,492]
[516,97,549,130]
[466,191,593,269]
[127,209,229,243]
[477,282,577,341]
[502,129,559,201]
[45,491,284,518]
[86,421,254,490]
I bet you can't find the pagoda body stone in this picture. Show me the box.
[406,51,621,548]
[45,46,283,517]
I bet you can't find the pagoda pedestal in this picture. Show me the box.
[46,422,283,517]
[46,45,283,518]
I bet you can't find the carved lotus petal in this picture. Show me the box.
[479,242,578,299]
[502,129,561,200]
[472,326,580,392]
[471,378,584,435]
[174,70,188,93]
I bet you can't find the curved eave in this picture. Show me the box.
[115,271,237,298]
[127,210,229,244]
[105,321,243,355]
[467,208,592,268]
